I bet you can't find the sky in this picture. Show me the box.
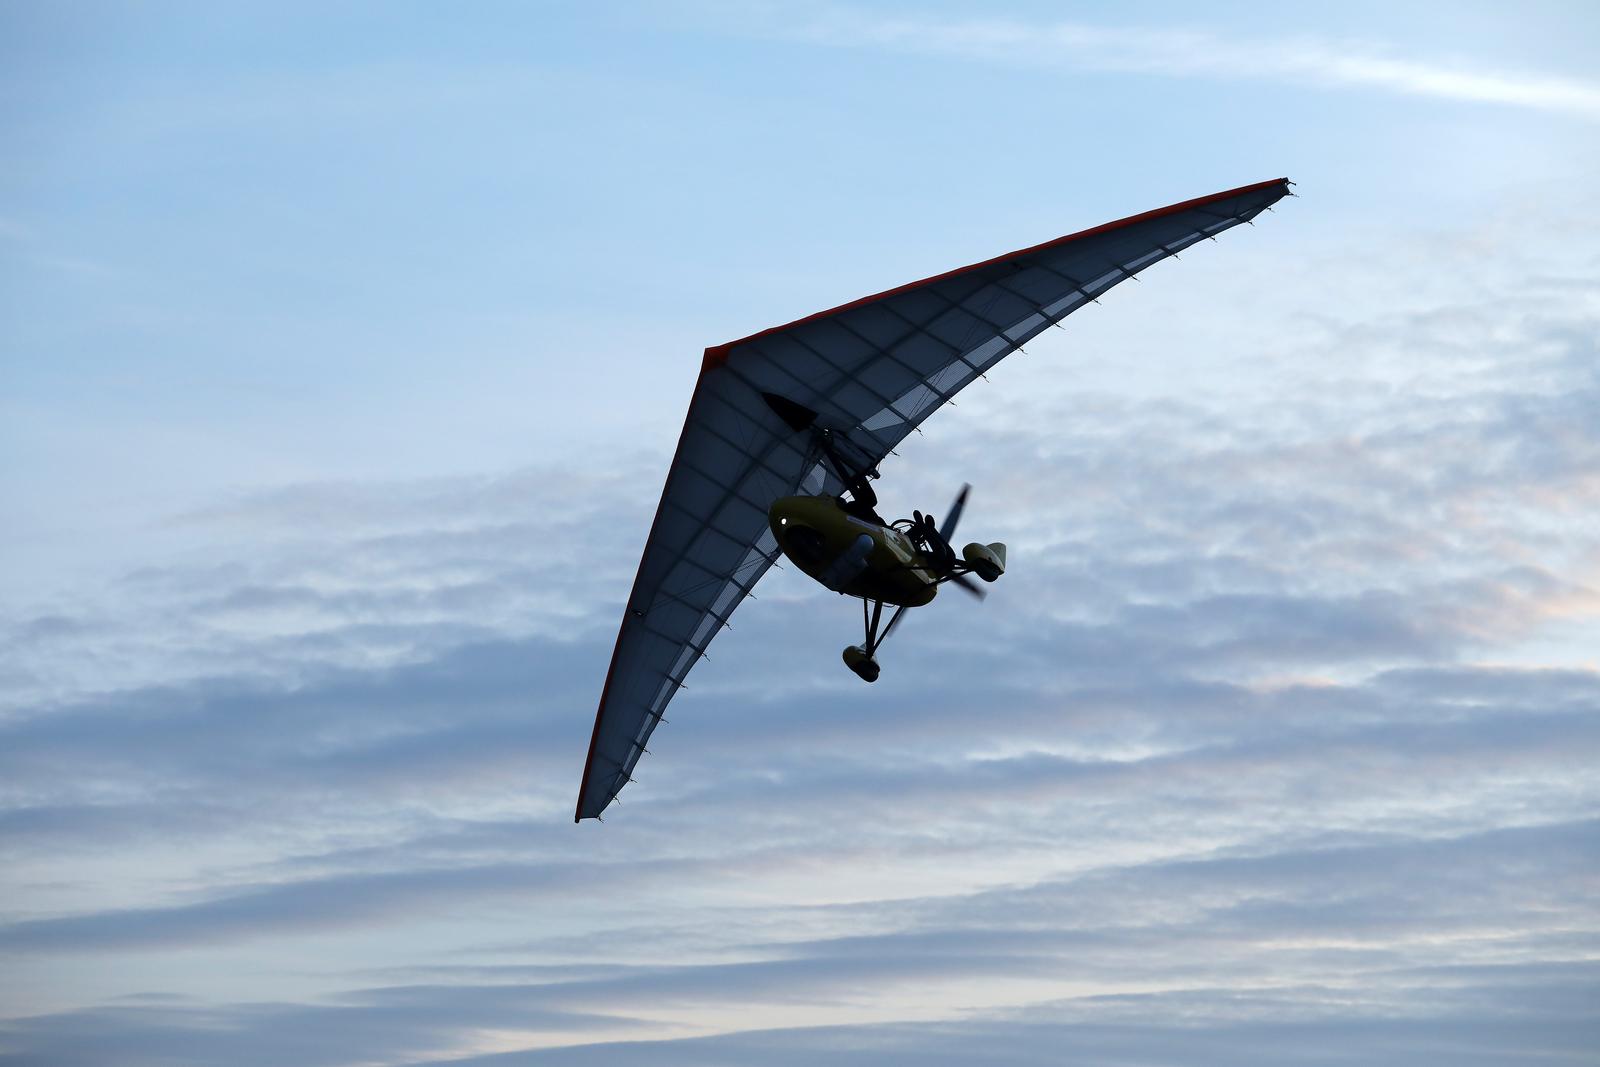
[2,1,1598,1063]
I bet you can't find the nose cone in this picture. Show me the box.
[769,496,805,529]
[769,495,837,575]
[769,494,837,533]
[769,498,798,556]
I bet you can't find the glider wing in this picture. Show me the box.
[575,177,1291,821]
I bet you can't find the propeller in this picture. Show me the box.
[939,483,970,543]
[937,484,983,600]
[950,572,986,600]
[891,484,984,652]
[882,484,983,645]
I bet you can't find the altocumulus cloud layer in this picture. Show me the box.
[2,205,1598,1064]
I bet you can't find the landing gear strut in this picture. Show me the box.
[843,597,907,683]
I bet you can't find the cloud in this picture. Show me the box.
[701,4,1600,120]
[0,991,648,1067]
[2,186,1597,1064]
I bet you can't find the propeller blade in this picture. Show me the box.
[952,573,987,600]
[880,603,910,643]
[939,484,971,543]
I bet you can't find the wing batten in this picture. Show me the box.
[578,178,1290,821]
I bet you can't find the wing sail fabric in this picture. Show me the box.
[575,177,1291,820]
[573,383,837,821]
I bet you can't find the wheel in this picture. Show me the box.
[842,644,880,683]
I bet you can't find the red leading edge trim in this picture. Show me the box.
[700,177,1289,373]
[578,177,1289,821]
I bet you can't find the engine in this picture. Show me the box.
[962,541,1007,582]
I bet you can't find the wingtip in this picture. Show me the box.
[701,345,730,374]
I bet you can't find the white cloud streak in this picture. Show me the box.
[718,5,1600,120]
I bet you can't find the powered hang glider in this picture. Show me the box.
[575,177,1293,821]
